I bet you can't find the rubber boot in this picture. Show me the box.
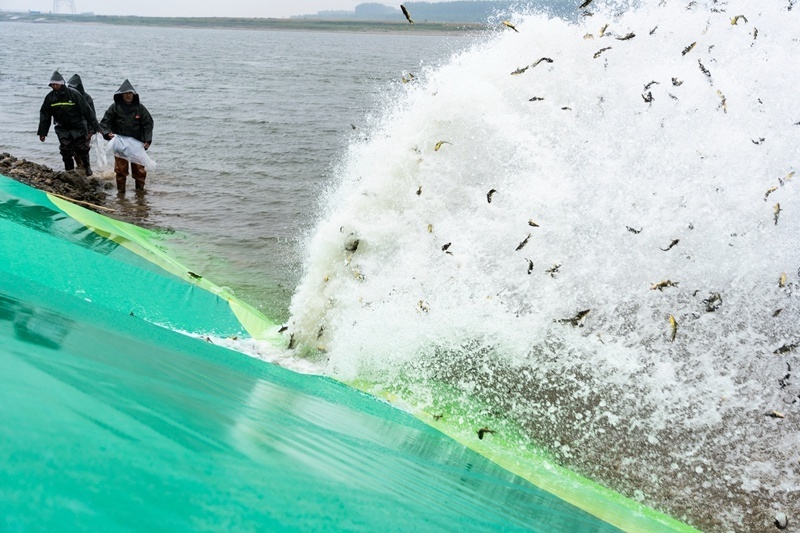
[63,157,75,171]
[116,176,126,194]
[134,179,145,191]
[80,155,93,176]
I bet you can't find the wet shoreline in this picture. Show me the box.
[0,152,109,211]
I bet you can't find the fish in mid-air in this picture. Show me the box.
[669,314,678,342]
[501,20,519,32]
[401,4,413,23]
[515,233,531,251]
[593,46,612,59]
[651,280,679,291]
[478,427,496,439]
[660,239,679,251]
[434,140,451,151]
[558,309,591,327]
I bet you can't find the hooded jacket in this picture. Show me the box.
[67,74,97,120]
[37,70,100,139]
[100,79,154,144]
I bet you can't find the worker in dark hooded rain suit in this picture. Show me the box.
[67,73,97,168]
[37,70,101,176]
[100,79,154,194]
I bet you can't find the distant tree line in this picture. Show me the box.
[300,1,575,23]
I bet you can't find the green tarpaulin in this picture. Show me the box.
[0,175,693,531]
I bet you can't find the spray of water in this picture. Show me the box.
[284,1,799,529]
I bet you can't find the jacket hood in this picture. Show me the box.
[67,74,85,94]
[49,70,66,86]
[113,79,140,105]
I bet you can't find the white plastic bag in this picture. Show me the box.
[107,134,156,169]
[91,133,108,170]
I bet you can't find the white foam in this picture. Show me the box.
[286,1,800,528]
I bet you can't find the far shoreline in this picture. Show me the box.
[0,12,489,36]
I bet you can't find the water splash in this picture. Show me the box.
[285,1,800,529]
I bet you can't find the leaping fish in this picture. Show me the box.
[651,280,679,291]
[593,46,612,59]
[730,14,748,25]
[669,314,678,342]
[434,140,451,151]
[558,309,591,327]
[717,90,727,113]
[401,4,414,23]
[487,189,497,203]
[765,186,778,201]
[579,0,593,8]
[478,427,496,439]
[516,233,532,251]
[660,239,680,251]
[779,272,788,288]
[774,202,782,225]
[501,20,519,32]
[682,42,696,56]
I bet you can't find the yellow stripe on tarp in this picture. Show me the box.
[48,194,281,342]
[349,383,699,533]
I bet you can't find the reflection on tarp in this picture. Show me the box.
[0,275,618,531]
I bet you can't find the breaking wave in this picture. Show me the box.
[285,1,800,530]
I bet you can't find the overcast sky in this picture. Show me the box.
[0,0,371,18]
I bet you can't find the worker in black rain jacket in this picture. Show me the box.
[37,70,101,176]
[100,79,154,194]
[67,73,98,168]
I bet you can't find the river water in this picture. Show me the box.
[2,2,800,530]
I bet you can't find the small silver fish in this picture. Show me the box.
[593,46,612,59]
[660,239,679,251]
[515,233,531,251]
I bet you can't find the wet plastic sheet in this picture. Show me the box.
[91,133,108,170]
[107,134,156,168]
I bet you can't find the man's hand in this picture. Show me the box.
[143,142,151,150]
[103,132,115,140]
[39,136,46,142]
